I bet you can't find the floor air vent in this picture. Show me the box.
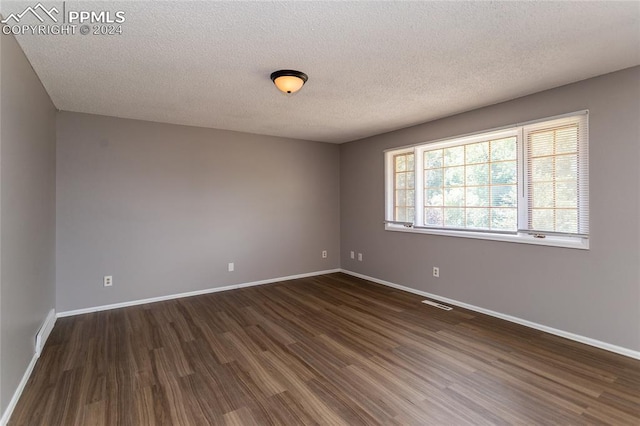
[422,300,453,311]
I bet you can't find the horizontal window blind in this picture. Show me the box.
[523,113,588,237]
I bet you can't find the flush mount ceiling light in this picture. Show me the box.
[270,70,308,94]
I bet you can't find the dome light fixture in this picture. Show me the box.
[270,69,308,94]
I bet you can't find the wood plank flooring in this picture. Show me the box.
[9,273,640,425]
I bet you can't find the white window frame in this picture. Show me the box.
[384,111,589,250]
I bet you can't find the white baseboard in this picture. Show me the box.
[35,308,56,357]
[0,354,37,426]
[340,269,640,360]
[1,308,56,426]
[57,269,341,318]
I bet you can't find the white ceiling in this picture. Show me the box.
[3,1,640,143]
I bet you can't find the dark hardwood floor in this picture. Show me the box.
[10,273,640,425]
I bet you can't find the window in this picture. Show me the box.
[392,152,415,223]
[385,111,589,249]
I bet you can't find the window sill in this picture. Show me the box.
[384,224,589,250]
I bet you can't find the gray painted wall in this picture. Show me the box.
[0,33,57,413]
[56,113,340,312]
[340,67,640,352]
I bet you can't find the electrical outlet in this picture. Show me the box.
[228,262,234,272]
[358,253,363,261]
[350,251,355,259]
[322,250,328,259]
[433,267,440,278]
[103,276,113,287]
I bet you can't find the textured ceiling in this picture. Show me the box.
[3,1,640,143]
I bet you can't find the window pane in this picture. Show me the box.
[555,155,577,180]
[425,207,443,226]
[466,208,489,229]
[424,150,442,169]
[491,208,517,230]
[532,182,554,208]
[530,131,554,157]
[555,181,577,208]
[406,190,415,207]
[466,142,489,164]
[491,137,517,161]
[491,185,517,207]
[444,166,464,186]
[444,146,464,166]
[531,208,554,231]
[491,161,517,184]
[531,157,554,182]
[556,126,578,154]
[425,169,443,188]
[444,187,465,207]
[444,208,465,227]
[406,172,415,189]
[556,209,577,233]
[466,164,489,185]
[407,207,416,223]
[466,186,489,207]
[425,188,443,206]
[393,153,415,222]
[406,154,415,171]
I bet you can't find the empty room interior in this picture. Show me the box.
[1,1,639,425]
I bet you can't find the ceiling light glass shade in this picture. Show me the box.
[273,75,305,93]
[270,70,308,94]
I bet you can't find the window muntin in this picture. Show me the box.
[385,112,589,248]
[422,136,518,231]
[393,152,415,223]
